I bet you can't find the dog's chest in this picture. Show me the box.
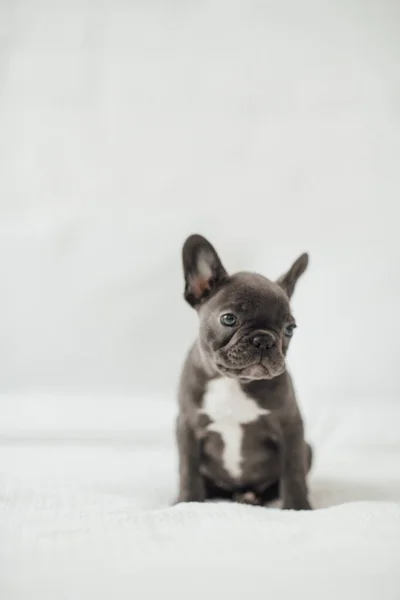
[201,378,270,479]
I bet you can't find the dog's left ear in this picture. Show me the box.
[277,253,309,298]
[182,234,228,308]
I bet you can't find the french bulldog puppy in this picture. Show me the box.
[176,235,313,510]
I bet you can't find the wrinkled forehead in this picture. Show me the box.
[209,272,292,323]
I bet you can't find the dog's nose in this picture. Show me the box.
[251,333,275,350]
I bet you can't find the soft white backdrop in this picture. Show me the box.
[0,0,399,426]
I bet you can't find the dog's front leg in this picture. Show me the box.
[280,423,312,510]
[176,414,205,503]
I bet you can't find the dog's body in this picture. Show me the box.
[177,235,312,510]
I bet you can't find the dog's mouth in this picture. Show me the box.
[211,336,286,381]
[216,360,285,381]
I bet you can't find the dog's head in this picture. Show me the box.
[182,234,308,381]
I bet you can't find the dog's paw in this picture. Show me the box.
[282,498,312,511]
[234,491,261,506]
[175,486,206,504]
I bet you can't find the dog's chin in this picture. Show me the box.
[216,362,285,381]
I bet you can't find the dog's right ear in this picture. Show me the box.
[182,235,228,308]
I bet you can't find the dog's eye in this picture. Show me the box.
[220,313,237,327]
[284,324,296,337]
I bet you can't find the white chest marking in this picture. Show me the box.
[201,378,270,479]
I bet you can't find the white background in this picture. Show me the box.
[0,0,399,434]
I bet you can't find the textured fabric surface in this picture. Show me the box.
[1,490,400,600]
[1,396,400,599]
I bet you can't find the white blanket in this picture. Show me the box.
[1,396,400,600]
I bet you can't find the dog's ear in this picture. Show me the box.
[277,253,309,298]
[182,235,228,308]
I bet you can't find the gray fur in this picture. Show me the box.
[176,234,312,510]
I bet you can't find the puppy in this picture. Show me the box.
[176,234,312,510]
